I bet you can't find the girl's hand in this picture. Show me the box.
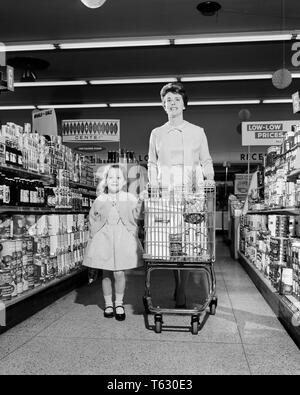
[138,189,149,201]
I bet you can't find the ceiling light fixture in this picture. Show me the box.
[181,73,273,82]
[189,100,261,105]
[262,99,292,103]
[3,44,56,52]
[14,81,87,87]
[0,105,37,110]
[38,103,107,109]
[197,1,222,16]
[90,77,177,85]
[81,0,107,8]
[60,38,171,50]
[109,103,162,107]
[174,32,293,45]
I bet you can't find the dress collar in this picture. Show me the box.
[165,120,187,133]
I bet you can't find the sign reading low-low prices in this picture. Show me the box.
[242,120,297,146]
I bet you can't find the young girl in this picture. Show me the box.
[84,164,143,321]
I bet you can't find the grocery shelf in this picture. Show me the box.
[69,181,96,190]
[287,169,300,182]
[4,269,85,308]
[247,208,300,215]
[0,267,88,333]
[0,164,54,184]
[0,206,90,214]
[238,251,300,348]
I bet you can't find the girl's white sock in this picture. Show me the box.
[115,293,124,314]
[104,294,113,308]
[115,293,124,306]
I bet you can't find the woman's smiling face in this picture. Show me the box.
[163,92,185,117]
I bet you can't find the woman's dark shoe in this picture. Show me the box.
[104,306,114,318]
[115,305,126,321]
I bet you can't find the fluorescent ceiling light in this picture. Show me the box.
[189,100,261,105]
[175,32,292,45]
[38,104,107,109]
[90,77,177,85]
[291,73,300,78]
[60,39,170,50]
[14,81,87,87]
[262,99,292,103]
[110,103,162,107]
[3,44,55,52]
[0,105,36,110]
[181,74,273,82]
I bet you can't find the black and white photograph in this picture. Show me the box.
[0,0,300,378]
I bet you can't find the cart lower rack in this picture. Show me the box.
[142,181,217,335]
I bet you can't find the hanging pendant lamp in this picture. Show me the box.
[81,0,107,9]
[272,0,292,89]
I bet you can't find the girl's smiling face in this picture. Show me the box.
[106,167,126,194]
[163,92,185,117]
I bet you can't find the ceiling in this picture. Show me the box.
[1,0,300,107]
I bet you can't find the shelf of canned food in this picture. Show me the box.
[0,164,55,183]
[247,208,300,216]
[0,164,96,191]
[287,169,300,183]
[3,268,85,308]
[238,251,300,347]
[69,181,96,190]
[0,206,90,214]
[0,212,89,307]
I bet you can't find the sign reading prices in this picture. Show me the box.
[62,120,120,143]
[242,121,297,146]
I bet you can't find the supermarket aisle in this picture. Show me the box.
[0,238,299,375]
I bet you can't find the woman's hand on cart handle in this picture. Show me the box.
[206,173,214,181]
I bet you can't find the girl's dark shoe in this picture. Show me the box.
[115,305,126,321]
[104,306,114,318]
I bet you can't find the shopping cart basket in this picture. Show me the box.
[142,181,217,335]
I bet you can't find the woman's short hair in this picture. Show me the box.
[97,164,127,194]
[160,82,188,108]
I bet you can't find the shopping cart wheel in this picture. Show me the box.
[154,314,163,334]
[143,296,150,314]
[191,315,199,335]
[209,297,218,315]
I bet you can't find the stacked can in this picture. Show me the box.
[0,239,17,300]
[289,239,300,300]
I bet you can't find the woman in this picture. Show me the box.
[147,82,214,307]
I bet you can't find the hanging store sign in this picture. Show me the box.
[32,109,58,136]
[62,119,120,143]
[242,120,297,146]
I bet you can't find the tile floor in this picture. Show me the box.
[0,240,299,375]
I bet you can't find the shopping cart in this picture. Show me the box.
[142,181,217,335]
